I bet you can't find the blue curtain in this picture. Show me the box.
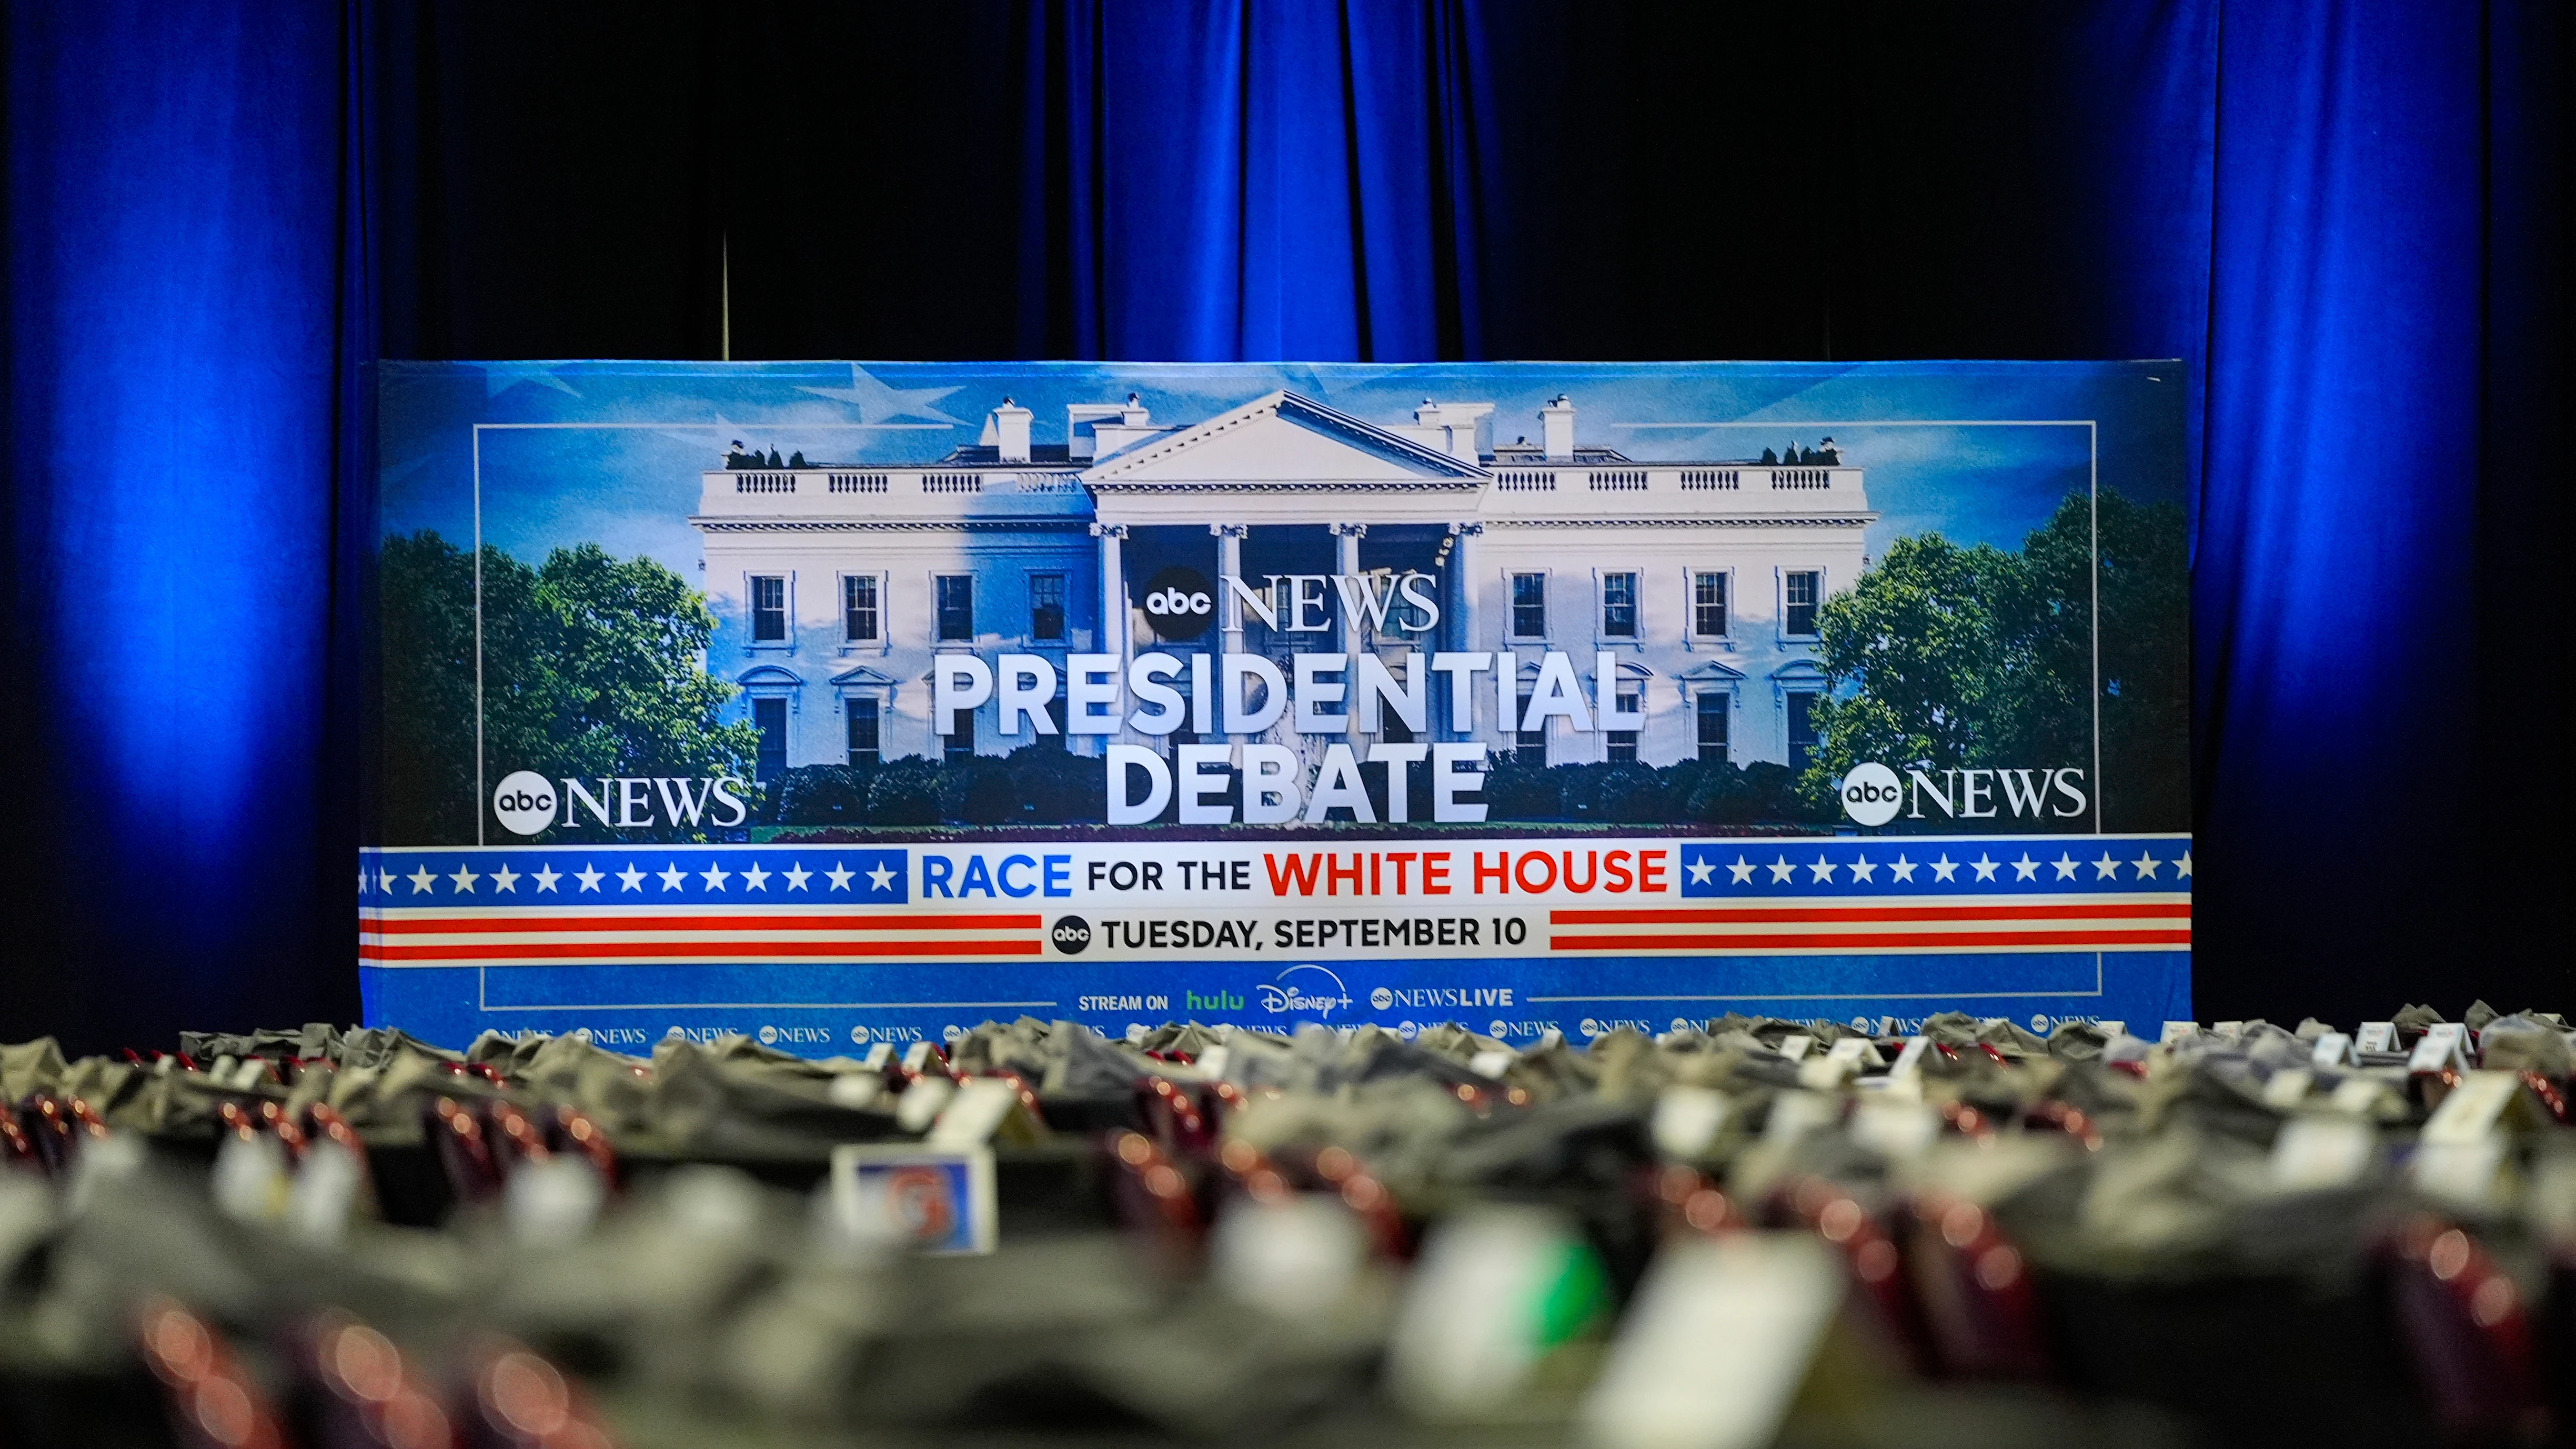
[2,1,2563,1048]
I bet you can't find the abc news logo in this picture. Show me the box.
[1140,566,1214,642]
[491,768,750,836]
[1838,760,2090,826]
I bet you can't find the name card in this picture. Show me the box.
[1775,1035,1816,1062]
[2211,1020,2245,1043]
[1581,1235,1842,1449]
[2269,1115,2376,1191]
[2407,1023,2467,1074]
[1825,1037,1883,1069]
[2260,1068,2313,1109]
[830,1144,997,1254]
[2310,1032,2354,1069]
[927,1077,1022,1147]
[1651,1086,1733,1160]
[1887,1037,1933,1080]
[1124,1023,1150,1045]
[1470,1049,1515,1080]
[2159,1021,2199,1045]
[2356,1022,2396,1054]
[2420,1069,2518,1145]
[2095,1020,2128,1040]
[901,1040,937,1073]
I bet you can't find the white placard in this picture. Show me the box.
[927,1077,1021,1147]
[2260,1068,2313,1109]
[2407,1023,2467,1074]
[2211,1020,2245,1043]
[901,1040,937,1073]
[1825,1037,1883,1069]
[2355,1022,2396,1054]
[2269,1116,2376,1191]
[2159,1021,2199,1045]
[1849,1098,1939,1161]
[861,1042,893,1070]
[2329,1076,2388,1115]
[2420,1070,2518,1145]
[1887,1037,1933,1080]
[2310,1032,2354,1069]
[1775,1035,1815,1062]
[1470,1049,1515,1080]
[1651,1086,1732,1160]
[2096,1020,2128,1040]
[1579,1234,1840,1449]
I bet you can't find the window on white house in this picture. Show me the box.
[845,699,881,767]
[936,575,974,641]
[1029,572,1066,641]
[1696,693,1730,763]
[753,697,787,777]
[751,576,788,642]
[1787,691,1821,773]
[1692,571,1728,637]
[1515,691,1546,764]
[842,575,879,643]
[1601,572,1637,638]
[1510,572,1547,637]
[1607,691,1640,762]
[1784,570,1821,636]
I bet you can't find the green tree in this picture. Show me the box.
[1806,489,2188,832]
[377,531,761,843]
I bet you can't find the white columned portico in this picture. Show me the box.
[1212,523,1246,741]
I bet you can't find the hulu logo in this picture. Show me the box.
[1185,989,1244,1012]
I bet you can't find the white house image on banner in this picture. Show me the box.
[689,390,1874,783]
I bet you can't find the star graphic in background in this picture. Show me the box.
[826,862,854,891]
[1728,856,1755,884]
[2054,853,2079,880]
[1686,857,1715,885]
[1848,856,1877,883]
[866,861,897,892]
[2011,854,2038,881]
[1767,856,1795,884]
[797,364,964,425]
[2132,851,2162,880]
[1970,854,1999,882]
[658,863,688,891]
[408,866,437,893]
[1930,855,1958,883]
[1889,854,1916,883]
[448,864,479,893]
[2092,852,2122,880]
[2175,850,2193,879]
[534,865,561,892]
[741,862,770,891]
[1807,855,1837,883]
[616,864,645,892]
[701,863,730,891]
[576,863,604,892]
[491,864,520,893]
[784,862,812,891]
[379,868,396,892]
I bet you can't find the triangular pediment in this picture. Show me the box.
[829,664,898,689]
[1679,660,1747,682]
[1081,391,1486,488]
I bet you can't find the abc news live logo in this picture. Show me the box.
[1837,761,2088,827]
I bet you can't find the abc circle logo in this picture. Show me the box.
[1051,915,1092,955]
[1838,761,1904,827]
[1370,987,1394,1010]
[757,1025,778,1045]
[1140,566,1216,641]
[491,770,558,837]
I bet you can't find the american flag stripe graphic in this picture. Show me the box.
[1548,898,2189,954]
[358,911,1043,964]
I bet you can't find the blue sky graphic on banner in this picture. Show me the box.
[370,360,2191,1050]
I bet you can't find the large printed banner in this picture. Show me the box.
[369,361,2192,1050]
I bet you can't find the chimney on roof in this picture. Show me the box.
[1541,395,1575,461]
[991,397,1032,464]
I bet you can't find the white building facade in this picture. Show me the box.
[690,390,1873,783]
